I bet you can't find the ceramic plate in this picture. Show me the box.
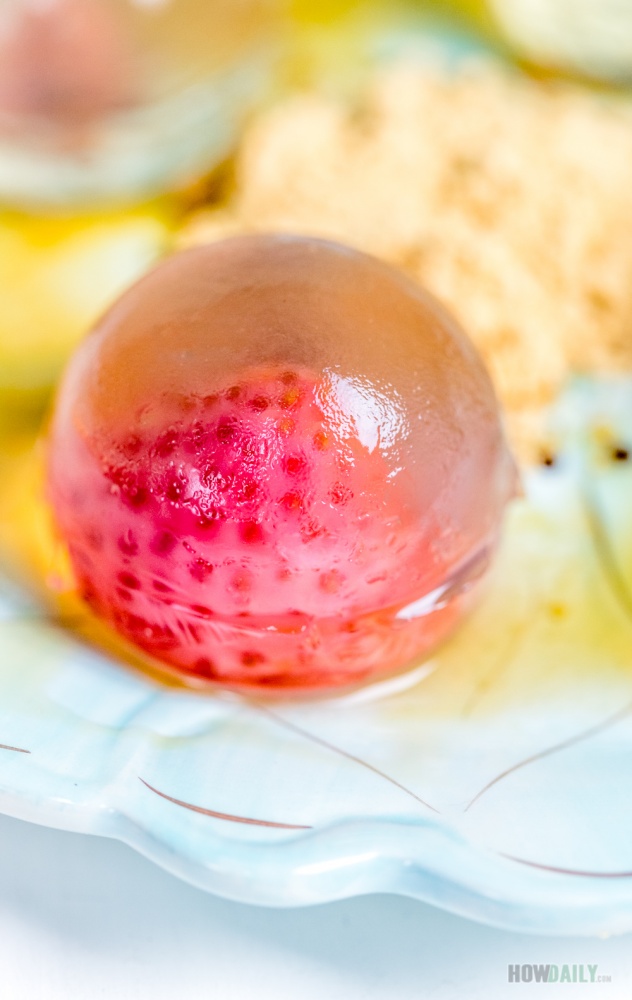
[1,378,632,935]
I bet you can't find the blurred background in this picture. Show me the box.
[1,0,631,435]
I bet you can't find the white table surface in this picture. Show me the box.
[0,811,630,1000]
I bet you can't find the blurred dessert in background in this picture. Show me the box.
[0,0,291,415]
[0,0,136,131]
[0,0,287,209]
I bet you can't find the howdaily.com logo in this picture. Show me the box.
[508,965,611,984]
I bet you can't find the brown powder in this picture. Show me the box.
[180,58,632,462]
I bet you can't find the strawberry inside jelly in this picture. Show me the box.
[47,235,517,691]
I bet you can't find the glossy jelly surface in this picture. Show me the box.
[47,235,516,690]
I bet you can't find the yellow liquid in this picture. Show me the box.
[0,200,178,420]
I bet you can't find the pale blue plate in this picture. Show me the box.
[1,378,632,935]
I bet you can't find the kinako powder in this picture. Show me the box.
[180,57,632,464]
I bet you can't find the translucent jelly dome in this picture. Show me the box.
[47,235,517,690]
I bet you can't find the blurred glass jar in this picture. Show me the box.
[484,0,632,83]
[0,0,287,210]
